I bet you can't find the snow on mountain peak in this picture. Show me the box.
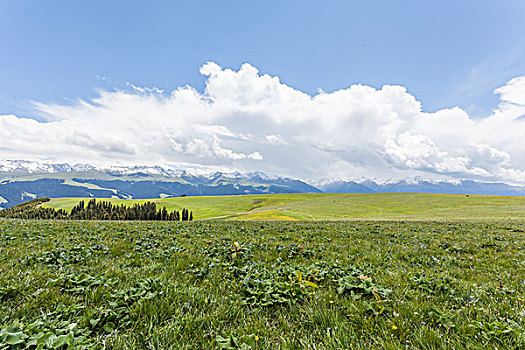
[246,171,281,181]
[0,160,95,173]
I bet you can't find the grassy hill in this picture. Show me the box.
[43,192,525,221]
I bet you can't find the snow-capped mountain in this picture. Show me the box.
[105,165,184,178]
[319,178,525,196]
[0,160,184,177]
[0,160,95,173]
[0,160,292,181]
[1,160,525,210]
[0,160,321,208]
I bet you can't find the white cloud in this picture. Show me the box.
[191,124,236,138]
[265,134,288,146]
[1,62,525,183]
[495,76,525,105]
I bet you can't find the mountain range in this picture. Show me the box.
[0,160,320,208]
[1,160,524,209]
[320,178,525,196]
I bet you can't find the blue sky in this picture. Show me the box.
[1,1,524,117]
[1,1,525,184]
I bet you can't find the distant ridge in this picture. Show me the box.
[1,160,525,209]
[319,178,525,197]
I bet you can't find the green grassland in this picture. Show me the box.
[44,193,525,221]
[0,219,524,349]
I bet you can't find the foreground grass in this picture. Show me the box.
[1,219,524,349]
[44,193,525,221]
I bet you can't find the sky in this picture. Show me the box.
[1,1,525,184]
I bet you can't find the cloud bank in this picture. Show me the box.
[1,62,525,183]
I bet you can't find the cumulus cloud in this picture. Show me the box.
[1,62,525,183]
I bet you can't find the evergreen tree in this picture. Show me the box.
[0,198,194,222]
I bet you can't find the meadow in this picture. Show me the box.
[43,193,525,221]
[0,218,524,349]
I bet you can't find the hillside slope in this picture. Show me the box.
[43,192,525,221]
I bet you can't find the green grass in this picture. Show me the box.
[44,193,525,221]
[0,219,524,349]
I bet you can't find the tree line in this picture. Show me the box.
[0,198,194,221]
